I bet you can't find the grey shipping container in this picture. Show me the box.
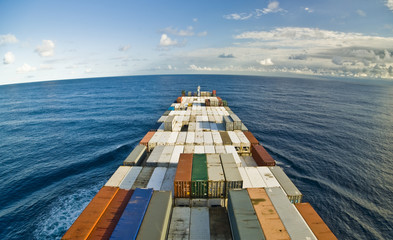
[265,187,316,240]
[137,191,173,240]
[227,189,265,240]
[123,144,147,166]
[165,115,175,131]
[269,166,303,203]
[160,167,177,193]
[209,207,233,240]
[119,166,143,190]
[224,115,234,131]
[207,155,226,198]
[168,207,191,240]
[190,207,210,240]
[146,145,165,166]
[221,154,243,196]
[132,167,154,189]
[230,113,242,130]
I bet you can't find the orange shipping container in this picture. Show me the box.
[62,186,119,240]
[174,153,193,198]
[87,189,134,240]
[243,131,259,145]
[247,188,290,240]
[140,131,155,150]
[251,144,276,166]
[295,203,337,240]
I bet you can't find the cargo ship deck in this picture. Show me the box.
[62,87,336,240]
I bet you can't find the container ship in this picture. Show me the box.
[62,87,337,240]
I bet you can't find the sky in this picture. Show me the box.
[1,0,393,85]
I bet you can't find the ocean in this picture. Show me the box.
[0,74,392,239]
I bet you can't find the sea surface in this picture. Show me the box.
[0,75,392,239]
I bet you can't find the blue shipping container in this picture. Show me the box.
[168,106,175,110]
[110,188,153,240]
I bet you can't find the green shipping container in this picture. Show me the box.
[191,154,208,198]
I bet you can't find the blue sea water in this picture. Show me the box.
[0,75,392,239]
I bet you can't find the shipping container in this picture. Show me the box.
[212,131,223,145]
[174,153,193,198]
[194,145,205,154]
[190,207,210,240]
[140,131,155,150]
[191,154,208,198]
[251,145,276,166]
[216,123,226,131]
[110,188,153,240]
[119,166,143,190]
[157,122,165,131]
[209,207,232,240]
[203,132,213,145]
[169,145,184,166]
[194,131,204,145]
[243,131,259,145]
[247,188,290,240]
[230,113,242,130]
[87,189,134,240]
[295,203,337,240]
[245,167,267,188]
[256,167,280,188]
[148,131,163,151]
[235,131,251,153]
[269,166,303,203]
[241,123,248,131]
[224,115,234,131]
[220,154,243,196]
[136,191,173,240]
[220,131,232,145]
[62,187,119,240]
[237,167,253,188]
[146,145,165,166]
[163,110,171,116]
[188,122,196,131]
[207,154,225,198]
[215,145,226,154]
[227,189,265,240]
[204,145,215,154]
[160,167,177,193]
[158,132,171,146]
[157,145,174,167]
[123,145,147,166]
[132,167,154,189]
[228,131,241,147]
[210,122,218,131]
[184,145,195,154]
[158,115,167,122]
[186,132,195,145]
[168,207,191,240]
[176,132,187,145]
[164,115,175,131]
[224,146,242,166]
[105,166,131,187]
[265,187,316,240]
[146,167,167,190]
[167,131,179,145]
[242,156,257,167]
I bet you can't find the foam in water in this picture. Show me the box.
[33,183,103,240]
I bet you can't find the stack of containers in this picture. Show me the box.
[220,154,243,197]
[269,166,303,203]
[139,131,155,151]
[167,207,191,239]
[174,154,193,204]
[189,207,210,239]
[251,144,276,166]
[123,145,147,166]
[191,154,208,198]
[206,154,225,200]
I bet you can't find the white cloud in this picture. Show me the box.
[304,7,313,13]
[223,13,253,20]
[0,34,18,45]
[159,34,178,47]
[193,18,198,22]
[198,31,208,37]
[35,40,55,57]
[386,0,393,11]
[259,58,274,66]
[85,68,92,73]
[189,64,219,71]
[162,26,194,36]
[119,45,131,51]
[17,63,36,73]
[357,9,366,17]
[256,1,286,15]
[3,52,15,64]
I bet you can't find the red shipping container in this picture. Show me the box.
[243,131,259,145]
[140,131,155,147]
[212,90,216,96]
[177,97,182,103]
[174,153,193,198]
[251,144,276,166]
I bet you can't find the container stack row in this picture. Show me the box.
[63,89,336,240]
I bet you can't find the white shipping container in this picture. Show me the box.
[146,145,165,166]
[227,131,241,147]
[224,145,242,166]
[190,207,210,240]
[239,156,248,167]
[214,115,223,123]
[157,145,174,167]
[170,145,184,165]
[235,131,251,148]
[183,115,190,124]
[194,131,204,145]
[215,145,226,154]
[211,132,223,145]
[203,132,213,145]
[119,166,143,190]
[245,167,267,188]
[168,207,191,240]
[257,167,281,188]
[167,132,179,145]
[158,132,171,146]
[194,145,205,154]
[146,167,167,190]
[104,166,131,187]
[176,132,187,145]
[160,167,177,193]
[184,145,194,153]
[188,122,196,131]
[186,132,195,145]
[237,167,253,188]
[158,116,167,122]
[204,145,215,154]
[148,131,163,150]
